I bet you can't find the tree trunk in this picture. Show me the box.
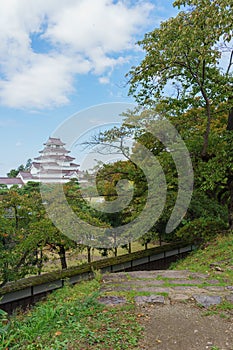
[128,242,132,254]
[145,242,148,250]
[159,233,162,246]
[114,247,118,257]
[227,106,233,131]
[14,206,19,230]
[227,175,233,230]
[58,245,67,270]
[227,107,233,229]
[87,246,91,263]
[37,247,43,275]
[201,97,211,158]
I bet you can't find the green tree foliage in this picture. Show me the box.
[7,159,32,178]
[125,0,233,232]
[1,1,233,283]
[92,104,230,245]
[127,0,233,157]
[175,217,228,244]
[0,180,109,284]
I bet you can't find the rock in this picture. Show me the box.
[137,287,170,293]
[225,294,233,303]
[209,262,225,271]
[227,286,233,291]
[169,293,190,302]
[214,266,224,272]
[205,279,220,285]
[193,295,222,308]
[205,286,225,292]
[98,296,127,305]
[169,279,204,285]
[135,295,165,305]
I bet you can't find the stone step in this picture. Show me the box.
[99,270,233,308]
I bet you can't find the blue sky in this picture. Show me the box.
[0,0,178,176]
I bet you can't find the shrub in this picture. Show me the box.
[175,217,228,245]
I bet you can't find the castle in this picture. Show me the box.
[0,137,85,188]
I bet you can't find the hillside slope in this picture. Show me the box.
[171,233,233,285]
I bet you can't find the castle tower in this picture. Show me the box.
[28,137,80,183]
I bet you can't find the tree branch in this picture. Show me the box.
[226,49,233,76]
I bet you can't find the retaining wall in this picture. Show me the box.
[0,242,194,313]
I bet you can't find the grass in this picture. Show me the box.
[0,279,142,349]
[101,289,169,300]
[1,233,232,348]
[42,241,157,273]
[171,233,233,285]
[202,299,233,320]
[171,233,233,315]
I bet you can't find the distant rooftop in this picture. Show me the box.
[17,171,33,179]
[0,177,23,185]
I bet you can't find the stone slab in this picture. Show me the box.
[98,296,127,305]
[172,286,207,294]
[205,279,221,285]
[225,294,233,304]
[169,279,204,285]
[193,295,222,308]
[169,293,190,301]
[137,287,170,293]
[205,286,225,292]
[135,295,165,305]
[118,280,165,286]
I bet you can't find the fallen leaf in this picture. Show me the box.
[55,331,62,336]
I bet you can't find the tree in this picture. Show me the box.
[7,168,21,178]
[126,0,233,230]
[28,219,76,271]
[7,158,32,178]
[127,0,233,158]
[88,95,232,243]
[0,184,8,195]
[0,188,45,284]
[0,179,112,284]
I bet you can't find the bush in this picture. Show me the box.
[175,217,228,245]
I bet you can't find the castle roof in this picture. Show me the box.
[17,171,33,179]
[35,155,75,161]
[0,177,23,185]
[44,137,65,146]
[39,147,70,154]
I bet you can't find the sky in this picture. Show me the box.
[0,0,179,176]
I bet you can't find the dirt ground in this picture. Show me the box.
[138,302,233,350]
[100,271,233,350]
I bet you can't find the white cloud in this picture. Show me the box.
[45,0,153,53]
[0,0,154,110]
[99,76,110,84]
[0,54,91,109]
